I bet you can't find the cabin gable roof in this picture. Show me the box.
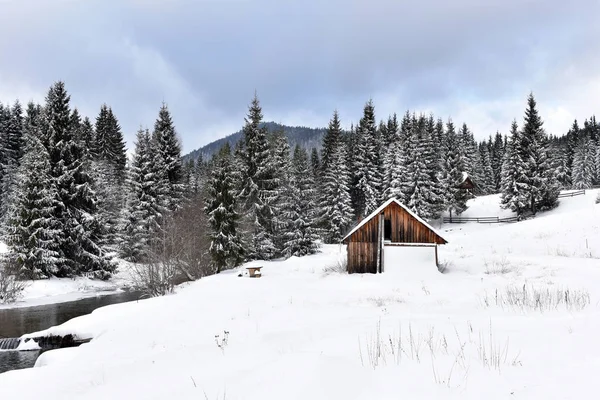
[342,198,448,244]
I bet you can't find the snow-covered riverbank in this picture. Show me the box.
[1,191,599,399]
[0,260,134,309]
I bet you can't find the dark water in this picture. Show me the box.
[0,291,141,374]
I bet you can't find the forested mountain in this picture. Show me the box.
[184,122,325,162]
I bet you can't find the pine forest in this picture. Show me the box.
[1,82,599,281]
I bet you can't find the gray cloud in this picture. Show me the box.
[1,0,599,151]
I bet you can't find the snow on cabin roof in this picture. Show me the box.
[461,171,469,182]
[341,198,448,243]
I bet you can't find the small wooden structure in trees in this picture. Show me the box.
[457,174,475,190]
[342,199,448,274]
[457,173,483,196]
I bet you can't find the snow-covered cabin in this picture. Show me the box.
[342,199,447,274]
[457,172,475,190]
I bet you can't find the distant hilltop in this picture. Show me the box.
[183,122,326,162]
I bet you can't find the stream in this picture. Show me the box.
[0,291,141,374]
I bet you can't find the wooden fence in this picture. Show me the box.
[557,189,586,198]
[443,189,590,224]
[442,216,520,224]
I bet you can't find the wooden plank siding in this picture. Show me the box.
[347,242,378,274]
[346,216,380,274]
[382,202,446,245]
[345,201,446,274]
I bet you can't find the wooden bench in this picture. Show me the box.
[246,266,262,278]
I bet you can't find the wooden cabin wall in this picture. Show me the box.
[347,242,378,274]
[383,202,446,244]
[346,217,379,274]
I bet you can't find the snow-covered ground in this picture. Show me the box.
[0,259,134,309]
[1,190,599,399]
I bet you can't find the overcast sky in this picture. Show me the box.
[1,0,599,152]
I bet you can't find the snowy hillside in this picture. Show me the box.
[1,191,599,399]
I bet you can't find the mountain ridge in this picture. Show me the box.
[183,122,326,161]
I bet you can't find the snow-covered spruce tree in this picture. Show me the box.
[520,93,560,214]
[384,134,409,202]
[554,147,571,190]
[381,114,401,197]
[433,117,445,161]
[500,120,527,214]
[44,82,114,278]
[119,129,168,262]
[0,101,25,228]
[458,123,474,176]
[281,145,320,257]
[94,105,127,183]
[571,134,595,189]
[310,147,321,182]
[319,111,354,243]
[460,123,486,189]
[79,116,95,157]
[153,103,184,211]
[491,132,506,191]
[320,110,343,173]
[204,143,244,272]
[89,106,127,248]
[440,119,468,217]
[423,115,445,218]
[384,113,400,147]
[4,135,65,279]
[479,142,495,194]
[269,128,292,255]
[353,99,382,218]
[23,102,45,143]
[239,94,277,260]
[404,116,436,219]
[92,159,123,250]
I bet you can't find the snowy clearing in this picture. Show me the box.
[0,191,599,399]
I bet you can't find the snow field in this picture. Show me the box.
[0,191,599,399]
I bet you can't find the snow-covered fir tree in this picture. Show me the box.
[43,82,115,278]
[320,110,343,173]
[0,101,25,226]
[239,94,277,260]
[94,104,127,183]
[572,134,595,189]
[318,111,354,243]
[310,147,321,182]
[440,119,469,217]
[120,129,168,262]
[519,93,560,214]
[403,115,438,219]
[500,120,527,214]
[384,134,409,202]
[479,142,495,194]
[352,100,382,218]
[281,145,320,257]
[423,115,445,218]
[554,147,571,189]
[269,129,292,255]
[153,103,184,211]
[5,135,64,279]
[490,132,506,191]
[204,143,244,273]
